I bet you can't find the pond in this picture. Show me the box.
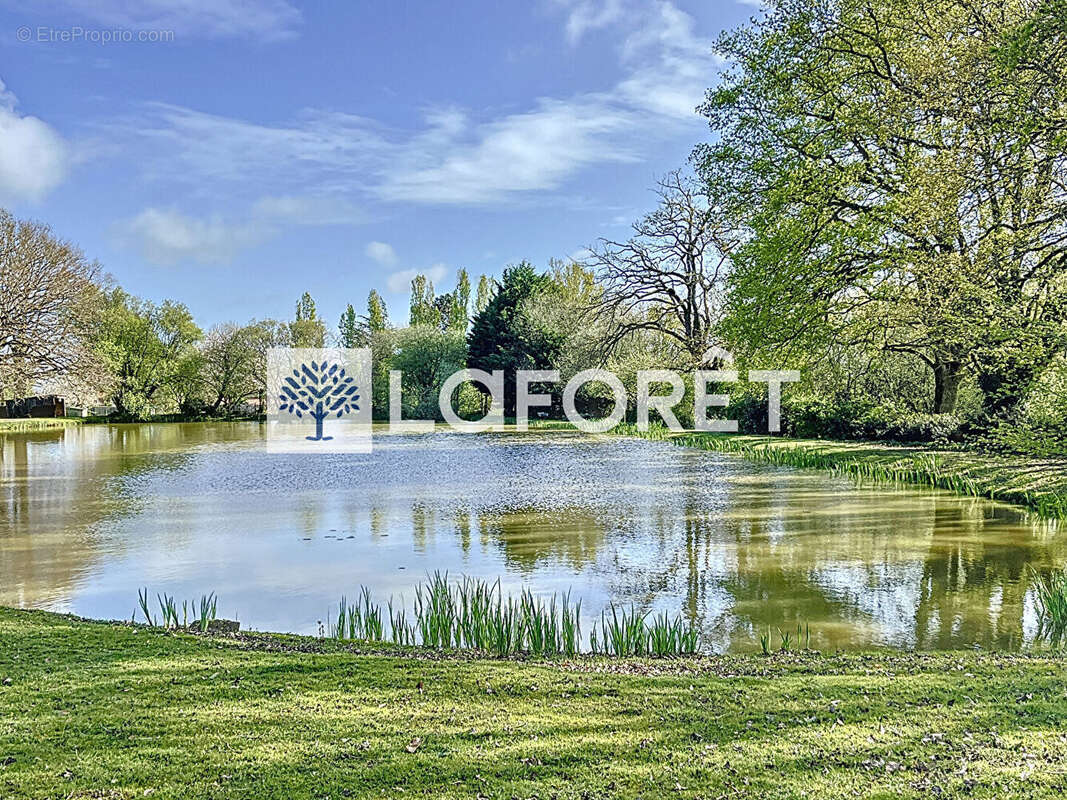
[0,423,1061,651]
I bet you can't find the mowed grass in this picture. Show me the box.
[2,608,1067,798]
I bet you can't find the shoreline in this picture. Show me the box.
[4,416,1066,517]
[617,428,1067,519]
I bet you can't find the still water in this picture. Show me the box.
[0,423,1061,651]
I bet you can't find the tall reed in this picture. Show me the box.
[1031,565,1067,642]
[328,574,698,658]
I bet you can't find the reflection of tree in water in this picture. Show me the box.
[460,507,609,574]
[536,473,1067,652]
[0,423,245,608]
[911,502,1049,649]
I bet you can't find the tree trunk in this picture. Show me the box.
[932,360,964,415]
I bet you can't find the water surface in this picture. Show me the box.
[1,423,1060,651]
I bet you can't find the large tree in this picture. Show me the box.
[467,262,562,416]
[94,289,202,417]
[698,0,1067,418]
[586,171,736,367]
[0,210,103,397]
[200,322,266,415]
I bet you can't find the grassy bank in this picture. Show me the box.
[618,426,1067,518]
[2,608,1067,798]
[0,417,81,433]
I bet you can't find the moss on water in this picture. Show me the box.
[2,607,1067,798]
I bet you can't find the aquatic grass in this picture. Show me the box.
[134,589,217,631]
[137,587,155,626]
[1031,566,1067,642]
[197,593,217,632]
[646,611,698,656]
[326,575,694,657]
[158,593,179,629]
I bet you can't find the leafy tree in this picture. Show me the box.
[451,269,472,332]
[364,290,392,418]
[94,289,202,417]
[697,0,1067,419]
[367,290,389,332]
[475,274,493,313]
[0,210,104,398]
[200,322,265,414]
[338,304,365,348]
[409,275,441,327]
[467,262,563,416]
[289,292,326,348]
[245,318,291,410]
[391,326,467,419]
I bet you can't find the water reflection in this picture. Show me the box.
[0,423,1060,650]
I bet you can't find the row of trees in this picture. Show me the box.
[2,0,1064,446]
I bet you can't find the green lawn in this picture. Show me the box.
[2,608,1066,798]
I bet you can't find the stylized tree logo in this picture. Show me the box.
[278,360,360,441]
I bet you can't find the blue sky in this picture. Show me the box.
[0,0,753,328]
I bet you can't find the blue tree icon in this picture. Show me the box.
[278,360,360,441]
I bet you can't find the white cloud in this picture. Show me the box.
[616,1,720,119]
[386,263,447,294]
[102,1,718,207]
[25,0,302,40]
[554,0,624,45]
[377,97,638,204]
[120,208,265,264]
[365,241,397,266]
[0,80,69,204]
[120,194,364,265]
[252,194,365,225]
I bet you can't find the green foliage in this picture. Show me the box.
[366,290,389,332]
[94,289,202,418]
[700,0,1067,424]
[474,273,493,313]
[289,292,326,348]
[409,275,440,328]
[1030,565,1067,642]
[450,269,471,332]
[337,304,364,348]
[390,326,467,419]
[467,262,563,416]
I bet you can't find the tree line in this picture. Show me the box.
[1,0,1064,451]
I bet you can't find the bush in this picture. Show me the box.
[726,391,962,444]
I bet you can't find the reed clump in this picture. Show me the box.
[329,573,699,658]
[136,588,218,632]
[1031,566,1067,643]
